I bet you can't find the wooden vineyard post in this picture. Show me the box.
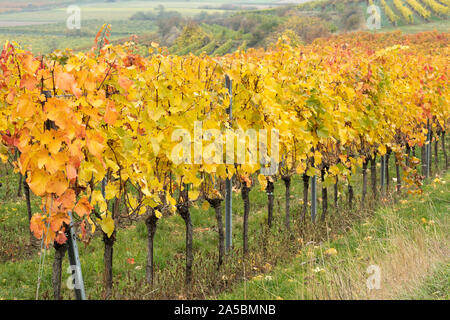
[225,75,233,253]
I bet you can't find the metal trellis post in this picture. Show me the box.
[67,211,86,300]
[225,75,233,253]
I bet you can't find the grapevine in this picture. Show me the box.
[0,28,448,296]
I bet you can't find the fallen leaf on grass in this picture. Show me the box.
[263,262,273,272]
[324,248,338,257]
[252,274,264,281]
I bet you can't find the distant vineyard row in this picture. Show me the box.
[301,0,449,25]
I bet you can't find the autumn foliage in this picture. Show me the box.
[0,29,448,247]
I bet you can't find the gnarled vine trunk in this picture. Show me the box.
[442,132,448,170]
[395,156,401,193]
[266,180,274,229]
[207,198,224,268]
[429,131,433,177]
[434,134,439,171]
[179,206,193,286]
[421,146,427,176]
[370,155,377,199]
[334,176,338,210]
[23,176,32,222]
[348,182,354,209]
[177,188,193,288]
[385,151,391,191]
[103,232,115,299]
[241,184,250,256]
[103,196,119,299]
[362,159,368,205]
[145,211,158,286]
[52,242,67,300]
[320,169,328,222]
[282,176,291,230]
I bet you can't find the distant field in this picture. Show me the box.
[0,21,50,27]
[383,19,450,33]
[0,18,157,54]
[0,0,247,53]
[0,0,70,13]
[0,2,236,25]
[0,0,279,24]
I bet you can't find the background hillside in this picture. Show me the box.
[0,0,448,55]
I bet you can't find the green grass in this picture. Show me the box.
[400,261,449,299]
[0,159,448,299]
[0,165,306,299]
[218,172,450,300]
[1,132,449,300]
[0,133,448,300]
[0,166,41,263]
